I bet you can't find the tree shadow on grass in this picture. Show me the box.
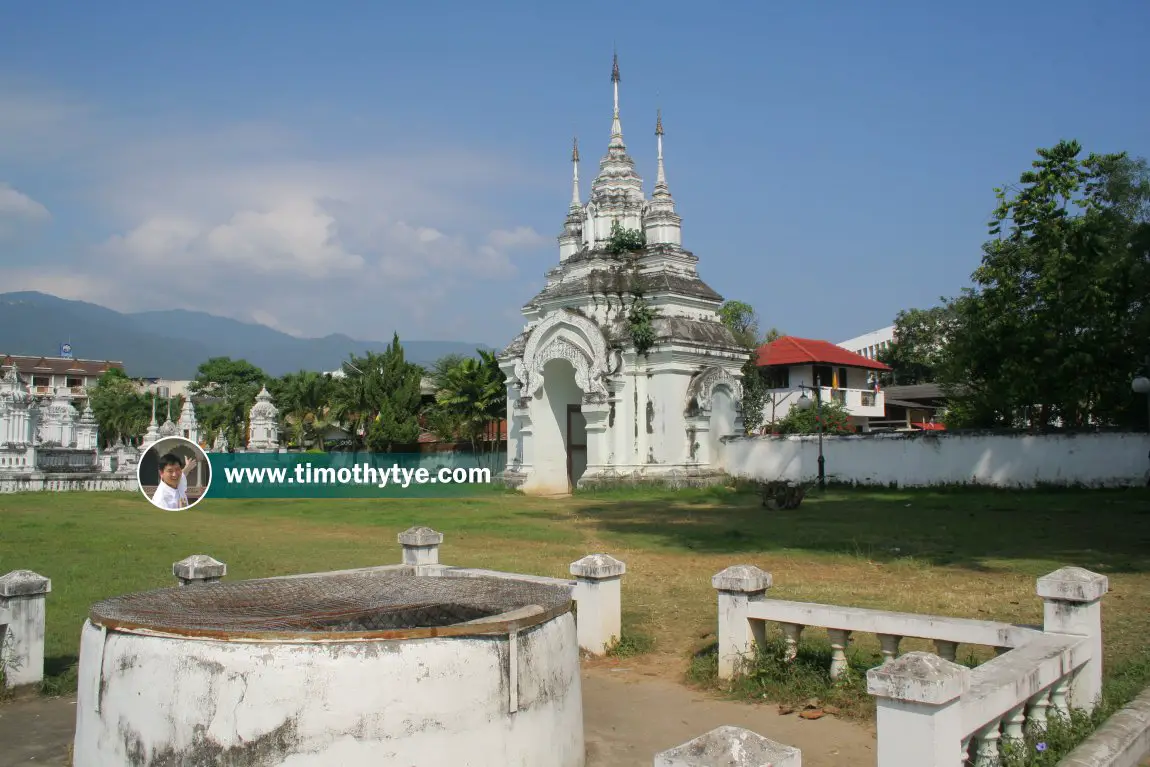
[555,485,1150,574]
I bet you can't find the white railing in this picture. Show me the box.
[713,564,1110,766]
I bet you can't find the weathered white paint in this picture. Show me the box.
[0,569,51,689]
[570,554,625,655]
[73,610,585,766]
[1058,684,1150,767]
[712,565,1110,766]
[654,725,802,766]
[0,474,136,493]
[499,57,748,494]
[722,431,1150,488]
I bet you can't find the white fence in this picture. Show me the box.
[721,431,1150,488]
[712,563,1150,766]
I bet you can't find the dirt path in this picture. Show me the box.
[0,669,874,766]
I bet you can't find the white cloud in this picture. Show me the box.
[0,85,556,343]
[0,183,50,222]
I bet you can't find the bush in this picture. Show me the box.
[773,397,854,435]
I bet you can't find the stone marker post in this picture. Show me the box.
[570,553,625,655]
[1037,566,1108,712]
[399,526,443,571]
[0,570,51,689]
[712,565,770,679]
[867,651,971,767]
[654,725,801,766]
[173,555,226,586]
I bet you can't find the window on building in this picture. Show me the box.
[763,367,789,388]
[812,365,833,387]
[66,377,83,388]
[32,375,50,388]
[838,367,848,388]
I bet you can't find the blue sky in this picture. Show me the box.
[1,0,1147,348]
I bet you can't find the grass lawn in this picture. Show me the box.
[2,483,1149,708]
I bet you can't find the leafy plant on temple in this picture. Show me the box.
[605,219,646,255]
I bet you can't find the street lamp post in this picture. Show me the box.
[796,376,826,490]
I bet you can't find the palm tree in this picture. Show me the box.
[432,350,506,464]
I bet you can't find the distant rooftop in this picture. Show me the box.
[755,336,891,371]
[1,354,124,377]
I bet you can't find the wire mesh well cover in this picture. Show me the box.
[89,572,573,640]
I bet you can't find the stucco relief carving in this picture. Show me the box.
[687,366,743,413]
[513,310,611,398]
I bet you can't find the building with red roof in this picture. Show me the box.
[753,336,891,432]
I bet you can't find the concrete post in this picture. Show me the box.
[712,565,770,680]
[0,570,51,690]
[867,651,971,767]
[172,555,226,586]
[399,525,443,568]
[654,725,801,766]
[1037,566,1108,711]
[570,553,626,655]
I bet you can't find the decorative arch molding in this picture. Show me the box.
[686,366,743,413]
[513,311,612,398]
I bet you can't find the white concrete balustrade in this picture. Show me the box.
[713,564,1113,766]
[0,569,51,690]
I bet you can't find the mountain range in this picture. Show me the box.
[0,292,495,379]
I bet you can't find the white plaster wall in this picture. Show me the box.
[708,387,738,466]
[74,614,584,766]
[721,431,1150,488]
[528,358,582,494]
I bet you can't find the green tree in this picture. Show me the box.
[877,305,956,385]
[717,299,773,434]
[87,368,150,446]
[364,333,423,452]
[188,357,269,448]
[427,350,507,460]
[270,370,335,449]
[940,141,1150,430]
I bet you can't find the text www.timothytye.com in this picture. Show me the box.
[222,463,493,489]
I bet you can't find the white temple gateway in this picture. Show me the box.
[499,55,748,494]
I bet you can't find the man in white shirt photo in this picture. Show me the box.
[151,452,200,510]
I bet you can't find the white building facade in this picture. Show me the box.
[499,56,748,495]
[837,326,896,361]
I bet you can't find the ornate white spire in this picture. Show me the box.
[653,108,671,199]
[643,108,682,246]
[586,51,645,247]
[570,137,581,209]
[610,52,623,148]
[143,393,160,444]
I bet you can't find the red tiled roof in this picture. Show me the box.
[754,337,891,371]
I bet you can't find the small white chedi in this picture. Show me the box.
[499,55,748,494]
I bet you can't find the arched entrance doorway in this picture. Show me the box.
[535,358,585,493]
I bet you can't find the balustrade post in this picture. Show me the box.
[398,525,443,568]
[827,628,852,679]
[1036,567,1108,711]
[0,570,51,690]
[780,623,804,662]
[172,555,225,587]
[867,651,971,767]
[654,725,801,766]
[712,565,770,680]
[933,639,959,662]
[878,633,902,664]
[570,553,626,656]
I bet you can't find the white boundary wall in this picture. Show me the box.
[721,431,1150,488]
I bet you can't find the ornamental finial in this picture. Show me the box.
[656,108,663,136]
[572,136,579,163]
[612,50,620,83]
